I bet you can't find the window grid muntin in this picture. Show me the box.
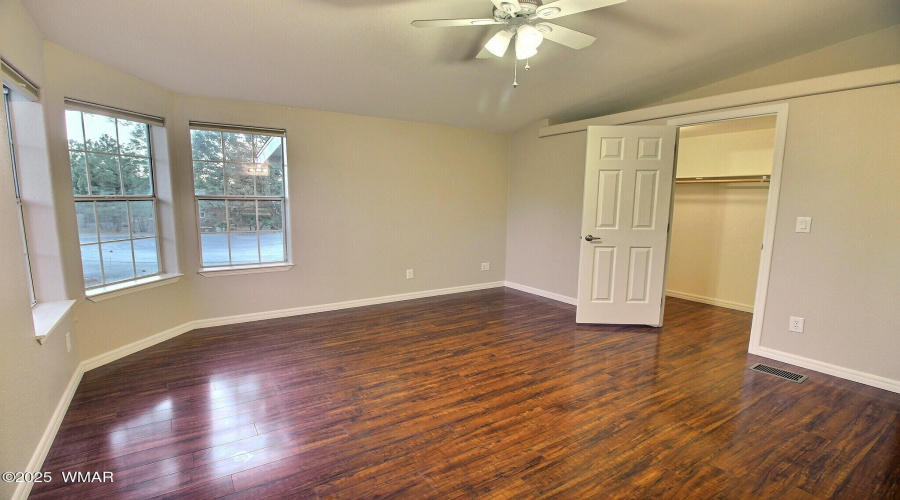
[4,86,36,305]
[190,128,287,268]
[67,109,162,289]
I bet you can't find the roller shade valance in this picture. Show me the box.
[189,121,286,137]
[64,98,165,127]
[1,59,40,101]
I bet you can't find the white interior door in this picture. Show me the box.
[576,125,677,326]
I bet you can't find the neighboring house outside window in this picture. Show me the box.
[189,123,288,268]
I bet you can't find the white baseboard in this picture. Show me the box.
[13,368,83,500]
[192,281,506,329]
[83,281,506,371]
[753,346,900,394]
[81,322,194,372]
[665,290,754,313]
[504,281,577,305]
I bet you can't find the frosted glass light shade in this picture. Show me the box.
[485,30,514,57]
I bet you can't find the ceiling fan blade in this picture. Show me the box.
[535,0,627,20]
[411,18,502,28]
[490,0,522,14]
[537,23,596,50]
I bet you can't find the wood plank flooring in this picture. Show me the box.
[32,288,900,499]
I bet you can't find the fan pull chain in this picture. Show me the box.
[513,58,518,88]
[525,59,531,71]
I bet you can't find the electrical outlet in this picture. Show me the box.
[795,217,812,233]
[789,316,804,333]
[65,332,71,352]
[481,262,490,271]
[406,269,414,280]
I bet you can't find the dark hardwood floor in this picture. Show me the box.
[32,288,900,499]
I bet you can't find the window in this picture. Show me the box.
[189,123,287,268]
[65,108,161,289]
[4,85,36,305]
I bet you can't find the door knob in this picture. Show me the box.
[584,235,601,242]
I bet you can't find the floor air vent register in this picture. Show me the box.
[749,363,808,383]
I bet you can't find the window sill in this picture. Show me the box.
[86,273,183,303]
[34,300,76,345]
[198,263,293,277]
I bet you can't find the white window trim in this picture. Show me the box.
[67,106,167,291]
[85,272,182,302]
[189,122,291,270]
[33,300,76,344]
[198,263,293,277]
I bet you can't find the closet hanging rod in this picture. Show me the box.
[676,175,770,184]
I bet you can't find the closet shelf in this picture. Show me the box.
[676,175,769,184]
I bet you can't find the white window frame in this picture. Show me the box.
[4,85,36,306]
[66,104,164,291]
[189,122,291,275]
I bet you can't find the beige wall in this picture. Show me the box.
[505,82,900,384]
[666,126,774,310]
[653,24,900,106]
[0,2,79,498]
[668,184,768,310]
[676,128,775,178]
[171,95,509,321]
[41,43,195,361]
[505,120,585,299]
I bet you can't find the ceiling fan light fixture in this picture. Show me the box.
[485,29,514,57]
[536,6,561,18]
[515,24,543,60]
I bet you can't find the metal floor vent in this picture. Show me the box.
[749,363,808,383]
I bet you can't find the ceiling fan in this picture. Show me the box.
[412,0,627,62]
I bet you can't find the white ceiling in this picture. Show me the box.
[22,0,900,132]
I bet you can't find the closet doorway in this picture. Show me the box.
[665,105,788,350]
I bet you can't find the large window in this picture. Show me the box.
[189,124,287,268]
[4,85,36,305]
[66,108,161,289]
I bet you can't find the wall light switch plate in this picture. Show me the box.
[406,269,414,279]
[795,217,812,233]
[789,316,804,333]
[65,332,72,352]
[481,262,490,271]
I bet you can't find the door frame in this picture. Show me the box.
[666,103,789,355]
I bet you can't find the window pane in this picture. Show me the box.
[258,165,284,197]
[80,243,103,288]
[225,163,255,196]
[70,151,89,196]
[257,200,283,230]
[96,201,130,242]
[133,238,159,277]
[129,201,155,238]
[121,156,153,195]
[224,132,253,162]
[75,202,98,244]
[88,153,122,195]
[193,161,224,196]
[198,200,225,233]
[83,113,119,154]
[65,110,85,150]
[117,119,149,157]
[228,200,256,231]
[101,240,135,283]
[200,233,229,266]
[230,233,259,264]
[260,232,284,263]
[190,129,223,161]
